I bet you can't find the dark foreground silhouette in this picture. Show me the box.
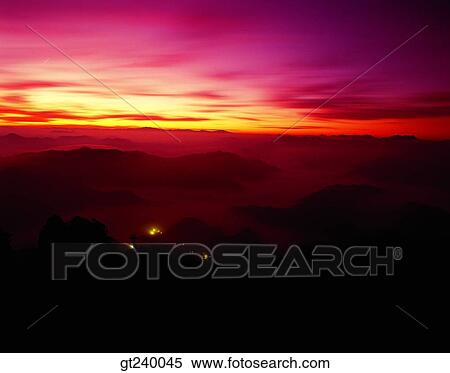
[1,195,448,352]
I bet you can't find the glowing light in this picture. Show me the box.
[148,226,162,236]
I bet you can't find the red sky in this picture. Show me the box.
[1,0,450,138]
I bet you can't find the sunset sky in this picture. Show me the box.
[1,0,450,138]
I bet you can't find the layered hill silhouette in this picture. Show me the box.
[239,184,450,246]
[0,133,138,155]
[0,147,276,246]
[0,147,276,189]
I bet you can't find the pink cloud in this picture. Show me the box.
[0,80,79,90]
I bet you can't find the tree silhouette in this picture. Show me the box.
[38,215,113,251]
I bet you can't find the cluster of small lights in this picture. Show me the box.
[148,227,162,236]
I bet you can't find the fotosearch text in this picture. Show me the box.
[52,243,403,280]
